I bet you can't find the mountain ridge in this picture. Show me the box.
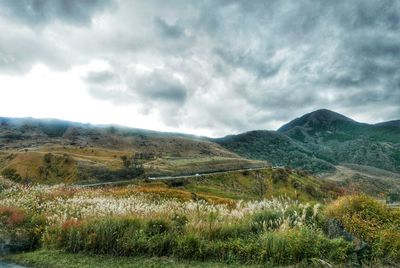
[217,109,400,174]
[1,110,399,177]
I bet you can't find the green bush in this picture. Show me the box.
[207,223,252,240]
[261,228,352,265]
[1,168,22,182]
[145,219,170,236]
[325,195,390,243]
[326,195,400,262]
[171,214,188,233]
[251,209,283,232]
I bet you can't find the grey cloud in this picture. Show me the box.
[88,0,400,133]
[0,0,115,26]
[87,69,188,126]
[154,17,185,39]
[1,0,400,135]
[129,70,187,104]
[85,70,117,84]
[214,48,281,79]
[88,68,188,128]
[0,25,71,73]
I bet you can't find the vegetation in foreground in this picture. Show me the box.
[5,250,260,268]
[1,173,400,267]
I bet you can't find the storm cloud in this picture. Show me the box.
[0,0,399,136]
[0,0,114,25]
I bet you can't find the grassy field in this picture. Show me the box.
[5,250,262,268]
[0,145,265,184]
[1,168,400,267]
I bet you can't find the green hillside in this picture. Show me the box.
[214,131,335,173]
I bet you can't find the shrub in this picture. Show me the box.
[0,206,26,227]
[272,169,289,184]
[325,195,400,263]
[174,234,205,260]
[207,223,252,240]
[0,206,46,251]
[251,209,284,232]
[373,229,400,262]
[261,228,352,265]
[171,214,188,233]
[325,195,389,243]
[145,219,170,236]
[1,168,22,182]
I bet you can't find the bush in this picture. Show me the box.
[325,195,400,262]
[207,223,252,240]
[272,169,289,184]
[0,206,46,251]
[174,234,205,260]
[261,228,352,265]
[171,214,188,233]
[0,206,26,227]
[251,209,284,232]
[1,168,22,182]
[145,219,170,236]
[325,195,389,243]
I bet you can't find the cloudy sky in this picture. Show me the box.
[0,0,399,137]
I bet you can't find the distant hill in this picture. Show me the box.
[278,109,355,134]
[0,111,399,185]
[216,109,400,174]
[0,117,231,157]
[277,109,400,173]
[0,117,264,184]
[375,120,400,128]
[278,109,400,144]
[214,130,335,173]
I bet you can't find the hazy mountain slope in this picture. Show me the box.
[214,130,335,173]
[0,117,265,184]
[0,117,235,158]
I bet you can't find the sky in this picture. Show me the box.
[0,0,399,137]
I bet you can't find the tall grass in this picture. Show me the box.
[45,215,352,265]
[2,183,400,266]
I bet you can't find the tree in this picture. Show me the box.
[253,172,267,199]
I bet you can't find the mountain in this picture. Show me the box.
[214,130,335,173]
[1,110,399,185]
[375,120,400,128]
[217,109,400,174]
[278,109,355,133]
[0,117,264,184]
[278,109,400,143]
[277,109,400,173]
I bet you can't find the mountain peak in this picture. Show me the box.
[278,109,354,133]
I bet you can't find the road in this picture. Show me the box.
[76,166,272,188]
